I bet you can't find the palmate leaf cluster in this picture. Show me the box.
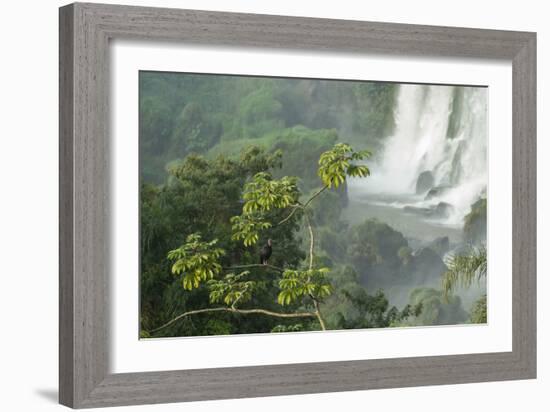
[278,268,333,306]
[242,172,298,213]
[231,172,299,246]
[167,233,225,290]
[318,143,371,188]
[208,271,258,307]
[230,214,272,247]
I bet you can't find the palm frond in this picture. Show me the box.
[442,245,487,297]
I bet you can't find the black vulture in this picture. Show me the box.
[259,239,273,265]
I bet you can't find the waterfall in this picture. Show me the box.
[350,84,487,226]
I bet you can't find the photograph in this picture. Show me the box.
[139,72,488,338]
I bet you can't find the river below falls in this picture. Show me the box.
[342,192,485,310]
[343,192,463,246]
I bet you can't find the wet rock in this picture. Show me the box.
[411,247,448,283]
[415,171,435,194]
[403,205,432,216]
[429,236,450,257]
[403,202,454,219]
[425,185,452,200]
[464,198,487,245]
[434,202,454,218]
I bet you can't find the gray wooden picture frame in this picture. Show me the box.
[59,2,536,408]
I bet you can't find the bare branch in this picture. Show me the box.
[313,300,327,331]
[304,213,314,270]
[235,308,315,318]
[148,308,229,334]
[277,185,328,226]
[277,204,303,226]
[302,185,328,209]
[148,307,316,335]
[302,213,327,331]
[223,264,285,273]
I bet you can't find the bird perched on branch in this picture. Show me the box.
[259,239,273,265]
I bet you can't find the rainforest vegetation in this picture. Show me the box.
[139,72,487,338]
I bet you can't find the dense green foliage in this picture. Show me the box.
[348,219,408,268]
[322,265,422,329]
[140,147,306,336]
[139,73,397,183]
[401,288,468,326]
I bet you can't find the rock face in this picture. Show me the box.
[411,247,448,283]
[415,171,435,194]
[425,185,452,200]
[429,236,450,257]
[434,202,454,218]
[402,202,454,219]
[463,198,487,245]
[403,205,432,216]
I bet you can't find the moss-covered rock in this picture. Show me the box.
[464,198,487,244]
[409,247,447,284]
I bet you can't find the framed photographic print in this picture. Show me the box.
[59,2,536,408]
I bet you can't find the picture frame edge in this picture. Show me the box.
[59,2,537,408]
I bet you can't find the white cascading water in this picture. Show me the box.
[350,84,487,226]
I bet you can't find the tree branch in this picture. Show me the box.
[304,213,314,270]
[302,185,328,210]
[148,308,229,334]
[313,300,327,331]
[223,264,285,273]
[302,213,327,331]
[277,185,328,226]
[148,307,317,335]
[235,308,316,318]
[277,204,303,226]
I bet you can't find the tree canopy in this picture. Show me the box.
[141,143,425,337]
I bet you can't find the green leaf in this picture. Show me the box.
[167,233,226,290]
[317,143,372,188]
